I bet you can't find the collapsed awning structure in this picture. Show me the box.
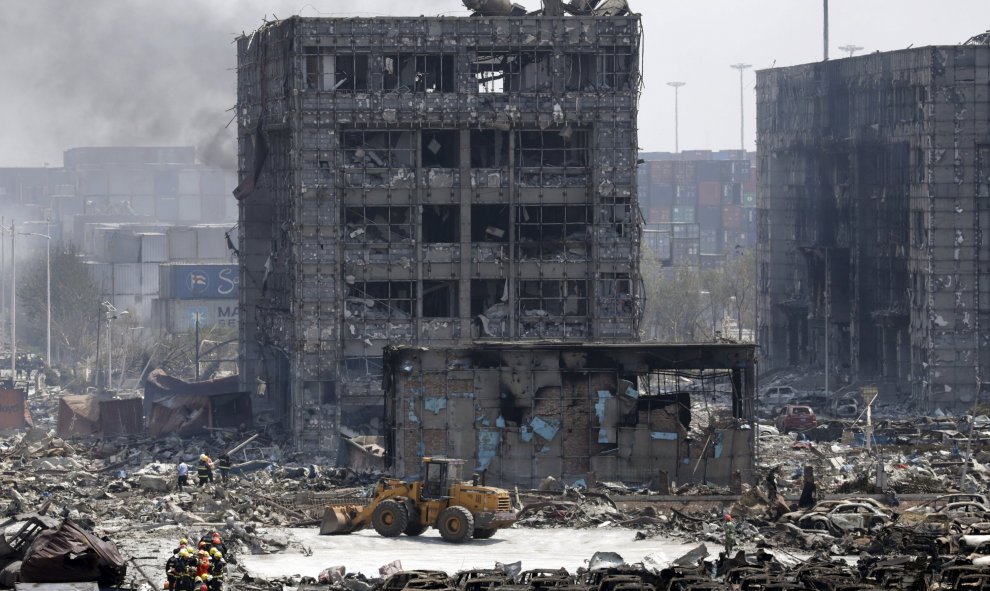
[143,370,251,437]
[19,520,126,586]
[384,342,757,488]
[56,395,143,438]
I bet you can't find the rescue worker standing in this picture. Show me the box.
[722,513,735,556]
[217,454,231,484]
[177,461,189,492]
[165,549,180,590]
[208,548,225,591]
[197,454,214,486]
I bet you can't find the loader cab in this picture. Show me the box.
[421,458,464,500]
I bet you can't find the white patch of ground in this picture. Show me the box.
[240,528,701,579]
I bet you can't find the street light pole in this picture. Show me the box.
[10,220,15,376]
[729,64,751,152]
[103,302,127,391]
[823,0,829,61]
[666,81,686,153]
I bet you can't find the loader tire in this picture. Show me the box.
[473,528,496,539]
[372,500,408,538]
[404,521,429,536]
[438,506,474,543]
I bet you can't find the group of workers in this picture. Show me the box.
[164,533,229,591]
[176,453,232,492]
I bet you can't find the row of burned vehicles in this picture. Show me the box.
[363,553,990,591]
[779,493,990,554]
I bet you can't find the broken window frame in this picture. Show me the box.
[302,380,338,405]
[422,280,460,318]
[346,281,416,319]
[472,49,553,94]
[516,129,591,187]
[421,205,461,244]
[516,205,591,261]
[597,273,634,318]
[302,48,370,92]
[470,130,510,168]
[471,205,510,243]
[518,279,589,318]
[343,206,414,244]
[382,53,456,93]
[341,130,415,169]
[344,356,384,379]
[599,46,634,91]
[564,53,597,92]
[421,130,460,168]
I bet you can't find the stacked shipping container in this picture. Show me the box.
[639,151,757,266]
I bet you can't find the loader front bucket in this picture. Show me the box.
[320,505,366,535]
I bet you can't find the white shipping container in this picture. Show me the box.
[157,196,179,221]
[111,263,144,295]
[114,294,153,322]
[84,261,112,292]
[106,231,141,264]
[85,224,115,260]
[131,195,156,217]
[132,171,155,196]
[177,195,201,221]
[178,169,200,195]
[196,225,229,260]
[108,171,132,196]
[167,228,198,260]
[140,263,161,295]
[139,233,168,263]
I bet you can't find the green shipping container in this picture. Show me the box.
[742,192,757,207]
[672,206,695,223]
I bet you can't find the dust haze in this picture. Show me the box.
[0,0,452,169]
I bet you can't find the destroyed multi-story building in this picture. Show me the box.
[756,40,990,411]
[235,10,643,448]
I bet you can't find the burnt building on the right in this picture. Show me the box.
[756,39,990,411]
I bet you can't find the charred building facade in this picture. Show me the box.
[235,15,643,449]
[757,44,990,411]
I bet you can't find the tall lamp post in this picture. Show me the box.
[102,301,128,391]
[666,81,686,153]
[6,220,14,376]
[20,231,51,367]
[729,63,752,152]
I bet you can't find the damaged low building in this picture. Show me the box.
[757,38,990,411]
[383,342,756,488]
[235,6,643,449]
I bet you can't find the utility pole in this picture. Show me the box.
[0,217,4,357]
[195,315,201,381]
[730,64,751,152]
[823,0,829,61]
[10,220,15,376]
[666,81,686,153]
[838,45,864,58]
[825,248,831,401]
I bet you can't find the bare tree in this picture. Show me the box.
[17,244,102,368]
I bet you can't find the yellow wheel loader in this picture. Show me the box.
[320,458,516,543]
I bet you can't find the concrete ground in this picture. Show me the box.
[239,528,701,579]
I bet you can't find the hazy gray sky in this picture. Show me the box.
[0,1,986,167]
